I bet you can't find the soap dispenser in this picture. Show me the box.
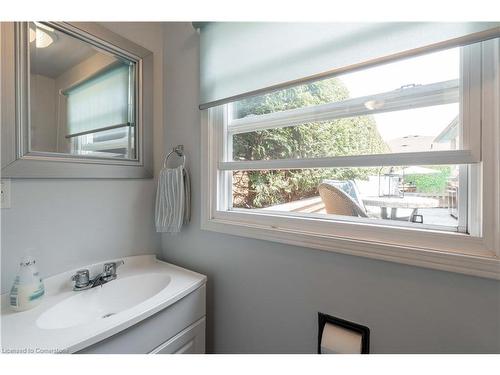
[9,254,45,311]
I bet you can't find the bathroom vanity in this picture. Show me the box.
[0,255,207,354]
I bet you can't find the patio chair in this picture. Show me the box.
[322,179,366,210]
[318,183,368,218]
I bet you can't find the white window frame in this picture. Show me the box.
[201,39,500,280]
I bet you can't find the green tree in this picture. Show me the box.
[232,77,389,208]
[404,166,452,194]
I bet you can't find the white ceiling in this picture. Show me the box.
[30,26,101,78]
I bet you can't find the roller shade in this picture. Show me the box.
[199,22,500,109]
[66,64,131,137]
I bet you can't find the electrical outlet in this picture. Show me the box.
[1,179,11,209]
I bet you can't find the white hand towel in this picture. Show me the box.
[183,167,191,224]
[155,165,186,233]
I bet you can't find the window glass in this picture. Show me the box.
[230,46,464,162]
[232,165,461,231]
[72,126,133,159]
[231,47,459,120]
[220,41,488,236]
[232,104,459,161]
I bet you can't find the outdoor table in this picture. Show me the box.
[361,196,440,220]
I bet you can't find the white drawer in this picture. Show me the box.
[150,317,206,354]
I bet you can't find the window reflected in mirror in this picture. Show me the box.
[29,22,136,159]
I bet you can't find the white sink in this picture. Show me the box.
[36,273,171,330]
[0,255,206,353]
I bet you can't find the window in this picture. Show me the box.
[202,38,500,279]
[72,126,134,159]
[64,63,135,158]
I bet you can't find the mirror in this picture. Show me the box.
[29,22,136,159]
[1,22,153,178]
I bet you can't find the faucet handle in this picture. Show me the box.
[71,269,90,289]
[103,260,124,278]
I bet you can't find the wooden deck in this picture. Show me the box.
[261,196,326,214]
[261,195,458,227]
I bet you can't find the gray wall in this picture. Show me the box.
[160,22,500,354]
[0,23,165,294]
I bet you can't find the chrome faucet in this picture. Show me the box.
[71,260,124,291]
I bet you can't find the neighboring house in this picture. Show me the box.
[387,115,459,153]
[433,115,459,150]
[387,135,436,153]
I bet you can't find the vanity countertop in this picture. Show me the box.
[1,255,206,353]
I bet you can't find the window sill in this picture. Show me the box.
[201,212,500,280]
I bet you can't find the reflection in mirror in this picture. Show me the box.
[29,22,136,159]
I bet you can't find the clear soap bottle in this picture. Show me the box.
[9,255,45,311]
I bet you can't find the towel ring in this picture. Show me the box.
[163,145,186,168]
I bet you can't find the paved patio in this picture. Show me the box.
[262,195,458,228]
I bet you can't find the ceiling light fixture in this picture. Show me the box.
[29,22,57,49]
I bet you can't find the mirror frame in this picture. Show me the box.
[1,22,153,178]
